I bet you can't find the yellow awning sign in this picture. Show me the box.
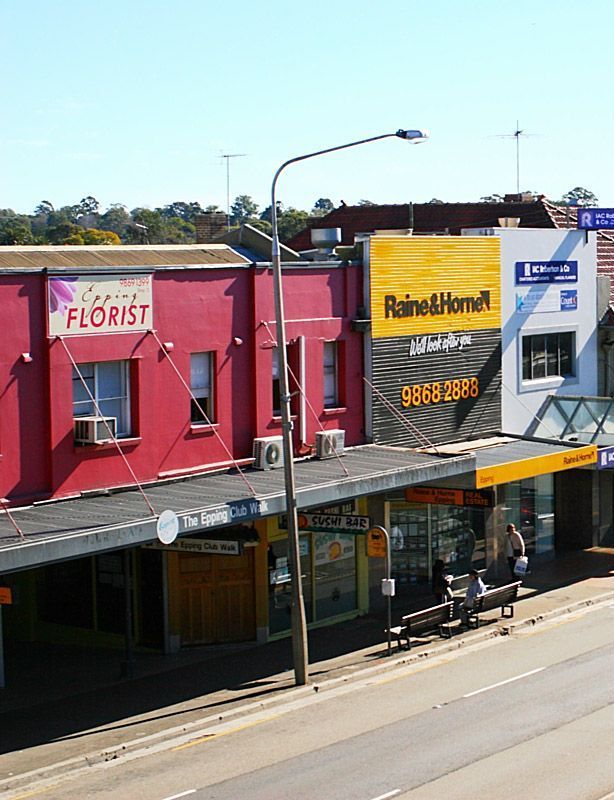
[476,444,597,488]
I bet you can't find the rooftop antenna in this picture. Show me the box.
[492,121,537,195]
[221,153,246,230]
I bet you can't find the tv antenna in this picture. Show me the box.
[492,121,538,195]
[221,153,246,230]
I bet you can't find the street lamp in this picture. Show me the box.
[270,128,428,686]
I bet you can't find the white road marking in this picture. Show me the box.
[370,791,400,800]
[161,791,196,800]
[463,667,545,698]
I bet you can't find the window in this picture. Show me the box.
[323,341,339,408]
[272,344,298,417]
[72,360,131,436]
[190,352,214,424]
[522,332,575,381]
[272,348,281,417]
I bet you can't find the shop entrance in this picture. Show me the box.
[172,550,255,645]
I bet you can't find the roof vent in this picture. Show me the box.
[498,217,521,228]
[310,228,342,257]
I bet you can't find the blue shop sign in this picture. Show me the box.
[577,209,614,230]
[560,289,578,311]
[598,446,614,469]
[515,261,578,285]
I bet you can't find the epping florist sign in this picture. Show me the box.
[48,275,153,336]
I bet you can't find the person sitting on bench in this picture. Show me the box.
[459,569,486,628]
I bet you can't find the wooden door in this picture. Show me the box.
[176,550,255,645]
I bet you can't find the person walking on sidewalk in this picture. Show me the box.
[506,523,525,579]
[459,569,486,628]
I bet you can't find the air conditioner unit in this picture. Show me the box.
[252,435,284,470]
[74,416,117,445]
[315,429,345,459]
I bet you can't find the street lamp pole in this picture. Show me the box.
[270,128,428,687]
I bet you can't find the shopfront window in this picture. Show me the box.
[389,501,486,588]
[268,529,357,635]
[502,474,554,556]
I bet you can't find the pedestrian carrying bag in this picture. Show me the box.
[514,555,528,576]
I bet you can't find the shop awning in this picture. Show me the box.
[473,438,596,487]
[426,435,597,488]
[0,445,474,573]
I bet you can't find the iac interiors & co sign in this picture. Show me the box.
[48,274,153,336]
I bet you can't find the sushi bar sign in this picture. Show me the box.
[47,275,153,336]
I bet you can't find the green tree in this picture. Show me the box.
[0,212,35,244]
[98,204,132,237]
[312,198,334,216]
[63,228,121,245]
[75,196,100,217]
[560,187,598,207]
[277,208,309,242]
[161,201,205,222]
[33,200,54,216]
[479,194,504,203]
[358,199,375,206]
[230,195,258,224]
[127,208,165,242]
[247,218,272,236]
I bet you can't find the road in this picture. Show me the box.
[8,602,614,800]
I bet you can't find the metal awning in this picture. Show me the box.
[473,437,596,487]
[0,445,474,573]
[428,435,597,488]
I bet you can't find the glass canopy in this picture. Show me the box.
[528,396,614,445]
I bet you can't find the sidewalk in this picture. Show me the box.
[1,547,614,792]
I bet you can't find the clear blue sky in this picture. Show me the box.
[2,0,613,216]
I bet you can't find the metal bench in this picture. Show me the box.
[466,581,522,629]
[387,602,454,651]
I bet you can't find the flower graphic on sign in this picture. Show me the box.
[49,277,78,315]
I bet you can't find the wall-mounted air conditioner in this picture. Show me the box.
[74,416,117,445]
[252,435,284,470]
[315,429,345,459]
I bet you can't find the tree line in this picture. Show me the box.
[0,196,336,246]
[0,188,598,247]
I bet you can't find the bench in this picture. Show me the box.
[387,602,454,651]
[466,581,522,629]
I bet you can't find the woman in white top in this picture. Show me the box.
[506,523,525,579]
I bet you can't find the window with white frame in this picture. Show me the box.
[323,341,339,408]
[190,352,214,424]
[522,332,575,381]
[72,361,131,436]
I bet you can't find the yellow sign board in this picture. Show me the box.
[369,237,501,338]
[476,444,597,488]
[366,527,387,558]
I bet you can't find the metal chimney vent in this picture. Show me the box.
[311,228,342,253]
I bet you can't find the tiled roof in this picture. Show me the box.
[287,199,557,250]
[288,197,614,303]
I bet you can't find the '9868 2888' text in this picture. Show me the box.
[400,377,479,408]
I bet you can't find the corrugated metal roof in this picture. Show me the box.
[0,244,250,270]
[473,438,580,468]
[0,445,474,573]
